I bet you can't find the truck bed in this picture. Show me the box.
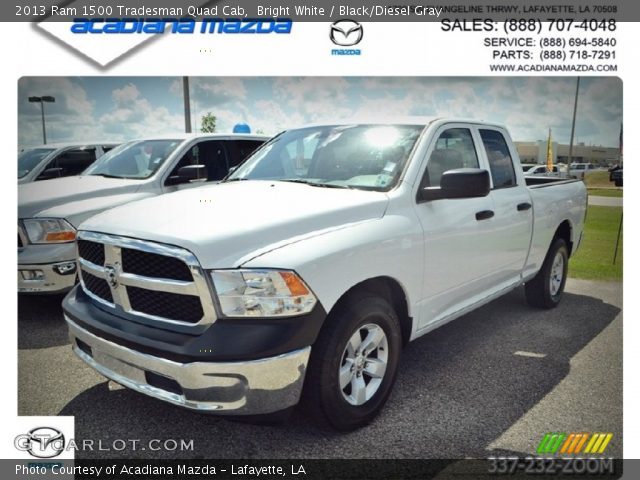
[524,176,582,188]
[523,176,587,281]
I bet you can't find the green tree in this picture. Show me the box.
[200,112,217,133]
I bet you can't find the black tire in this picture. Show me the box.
[614,179,622,187]
[302,293,402,431]
[525,237,569,309]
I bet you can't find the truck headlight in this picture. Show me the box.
[211,270,317,317]
[23,218,76,244]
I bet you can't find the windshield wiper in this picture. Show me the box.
[224,177,250,183]
[279,179,353,189]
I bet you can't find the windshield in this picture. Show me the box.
[18,148,55,178]
[84,139,182,179]
[227,124,424,191]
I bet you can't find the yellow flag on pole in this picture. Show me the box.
[546,128,553,172]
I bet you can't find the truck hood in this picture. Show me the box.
[81,180,389,268]
[18,175,146,221]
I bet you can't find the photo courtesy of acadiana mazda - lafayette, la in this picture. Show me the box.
[18,142,119,184]
[18,133,267,294]
[62,118,587,430]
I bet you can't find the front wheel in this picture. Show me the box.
[525,237,569,309]
[302,294,402,430]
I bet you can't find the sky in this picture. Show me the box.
[17,77,622,149]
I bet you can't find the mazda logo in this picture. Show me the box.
[14,427,65,458]
[330,20,363,46]
[105,265,118,288]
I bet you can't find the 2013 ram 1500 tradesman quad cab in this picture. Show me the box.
[63,119,587,430]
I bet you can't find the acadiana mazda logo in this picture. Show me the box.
[330,19,363,46]
[14,427,66,458]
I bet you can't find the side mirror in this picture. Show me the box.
[420,168,490,201]
[166,164,208,185]
[37,167,64,180]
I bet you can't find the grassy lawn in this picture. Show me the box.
[584,171,614,188]
[569,205,622,281]
[588,188,623,198]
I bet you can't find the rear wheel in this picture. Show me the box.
[302,294,402,430]
[525,238,569,309]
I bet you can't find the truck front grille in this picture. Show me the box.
[128,287,203,323]
[82,270,113,303]
[18,223,27,249]
[121,248,192,281]
[78,240,105,266]
[76,231,216,328]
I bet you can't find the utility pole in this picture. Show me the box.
[183,77,192,133]
[567,77,580,164]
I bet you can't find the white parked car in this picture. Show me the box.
[18,133,267,293]
[524,164,562,177]
[569,162,595,180]
[62,119,587,430]
[18,142,118,184]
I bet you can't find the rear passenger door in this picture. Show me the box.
[478,127,532,288]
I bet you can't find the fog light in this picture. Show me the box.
[21,270,45,281]
[53,262,77,276]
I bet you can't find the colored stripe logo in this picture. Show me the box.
[537,433,613,455]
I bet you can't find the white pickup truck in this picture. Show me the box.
[18,133,267,293]
[569,162,596,180]
[62,119,587,430]
[18,142,118,184]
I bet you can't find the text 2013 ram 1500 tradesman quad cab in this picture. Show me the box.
[63,119,587,430]
[18,134,267,293]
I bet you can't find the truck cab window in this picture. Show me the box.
[169,140,229,182]
[38,148,96,179]
[424,128,479,187]
[231,140,264,165]
[479,129,517,189]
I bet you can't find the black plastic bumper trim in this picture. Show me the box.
[62,286,326,363]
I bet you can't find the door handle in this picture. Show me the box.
[517,202,532,211]
[475,210,494,221]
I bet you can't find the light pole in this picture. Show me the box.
[28,95,55,144]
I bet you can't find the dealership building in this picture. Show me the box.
[515,141,621,166]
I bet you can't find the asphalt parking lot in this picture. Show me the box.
[18,279,622,460]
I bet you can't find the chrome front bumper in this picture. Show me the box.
[18,242,77,293]
[66,317,311,414]
[18,262,77,293]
